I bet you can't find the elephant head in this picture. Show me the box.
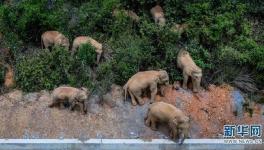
[169,116,190,144]
[77,87,89,101]
[158,17,166,26]
[157,70,169,85]
[191,70,202,93]
[55,34,70,50]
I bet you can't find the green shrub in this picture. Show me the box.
[100,34,154,85]
[74,0,119,36]
[1,0,69,43]
[76,44,97,66]
[0,0,263,92]
[15,47,93,92]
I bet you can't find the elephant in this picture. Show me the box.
[150,5,165,26]
[41,31,70,50]
[0,62,15,89]
[112,9,140,22]
[123,70,169,106]
[71,36,103,64]
[49,86,90,114]
[145,102,190,144]
[177,48,202,93]
[0,48,14,64]
[171,23,188,35]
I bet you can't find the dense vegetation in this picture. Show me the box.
[0,0,263,93]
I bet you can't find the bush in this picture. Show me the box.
[97,34,154,85]
[76,44,97,66]
[0,0,69,43]
[15,47,94,92]
[0,0,263,92]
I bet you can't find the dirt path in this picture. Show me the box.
[0,85,263,139]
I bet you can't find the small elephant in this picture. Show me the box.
[41,31,70,50]
[0,48,14,64]
[71,36,103,64]
[145,102,190,143]
[150,5,165,26]
[123,70,169,106]
[0,62,15,89]
[177,48,202,93]
[49,86,89,114]
[112,9,140,22]
[171,23,188,35]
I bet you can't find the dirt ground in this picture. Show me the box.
[0,84,263,139]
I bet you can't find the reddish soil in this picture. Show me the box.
[0,84,263,139]
[159,84,264,138]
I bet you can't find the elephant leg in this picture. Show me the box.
[145,116,151,127]
[170,129,178,139]
[77,102,85,115]
[128,90,137,106]
[133,90,144,105]
[150,117,158,131]
[191,77,198,93]
[49,99,58,108]
[71,46,77,55]
[182,71,188,90]
[150,83,157,103]
[69,101,76,111]
[43,41,48,50]
[84,103,87,113]
[59,102,65,109]
[96,52,102,64]
[150,84,158,103]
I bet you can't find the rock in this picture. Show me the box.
[103,93,116,107]
[86,103,101,114]
[231,90,245,117]
[88,94,101,104]
[23,92,40,102]
[175,97,184,109]
[85,94,102,114]
[111,84,124,104]
[102,84,124,108]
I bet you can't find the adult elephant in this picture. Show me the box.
[41,31,70,50]
[123,70,169,106]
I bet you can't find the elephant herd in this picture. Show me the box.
[41,31,103,64]
[47,46,202,143]
[0,4,204,143]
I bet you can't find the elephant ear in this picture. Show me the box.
[168,117,178,129]
[80,87,88,93]
[158,70,167,79]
